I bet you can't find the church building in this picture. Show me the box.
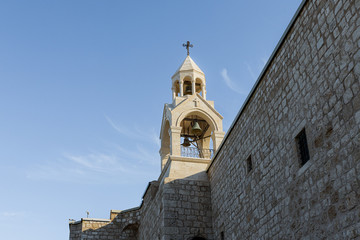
[69,0,360,239]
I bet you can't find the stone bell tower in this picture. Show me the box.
[159,45,225,180]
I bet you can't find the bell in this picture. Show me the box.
[181,137,191,147]
[185,85,192,95]
[191,121,202,135]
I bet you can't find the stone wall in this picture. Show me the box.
[208,0,360,239]
[69,221,83,240]
[161,177,213,240]
[137,175,214,240]
[69,208,140,240]
[138,181,164,239]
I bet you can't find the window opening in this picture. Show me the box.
[296,128,310,166]
[246,155,252,173]
[191,237,206,240]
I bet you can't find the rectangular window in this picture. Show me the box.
[220,231,224,240]
[246,155,253,173]
[296,128,310,166]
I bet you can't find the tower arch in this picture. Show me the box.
[176,109,218,131]
[160,119,171,169]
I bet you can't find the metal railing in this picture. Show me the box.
[181,146,214,159]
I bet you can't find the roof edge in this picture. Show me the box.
[207,0,309,172]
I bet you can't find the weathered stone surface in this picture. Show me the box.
[69,0,360,239]
[208,0,360,239]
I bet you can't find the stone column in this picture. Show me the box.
[192,80,196,95]
[179,80,184,97]
[172,87,176,101]
[169,126,182,156]
[212,131,225,151]
[202,84,206,99]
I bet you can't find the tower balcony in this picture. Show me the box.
[180,146,214,159]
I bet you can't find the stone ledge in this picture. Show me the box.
[81,218,111,222]
[69,218,111,225]
[111,206,140,214]
[170,155,211,164]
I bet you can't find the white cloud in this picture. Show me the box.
[245,55,269,81]
[1,212,25,217]
[105,115,160,147]
[112,145,158,166]
[27,116,161,183]
[65,153,127,173]
[26,151,156,184]
[245,63,257,81]
[105,115,132,137]
[221,68,247,94]
[261,56,269,66]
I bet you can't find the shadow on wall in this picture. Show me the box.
[70,207,141,240]
[70,169,213,240]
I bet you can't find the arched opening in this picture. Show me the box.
[183,76,192,95]
[180,114,214,159]
[195,78,204,96]
[121,223,139,240]
[174,80,180,97]
[160,120,170,169]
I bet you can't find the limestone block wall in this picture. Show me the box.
[138,181,164,239]
[69,221,82,240]
[161,178,213,240]
[69,208,140,240]
[208,0,360,239]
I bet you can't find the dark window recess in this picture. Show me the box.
[220,231,225,240]
[296,128,310,166]
[246,155,253,173]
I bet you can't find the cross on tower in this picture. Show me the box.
[193,98,200,107]
[182,41,193,56]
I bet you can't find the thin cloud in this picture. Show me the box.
[26,154,155,184]
[151,131,161,148]
[105,115,132,137]
[27,113,161,183]
[1,212,24,217]
[245,55,269,81]
[114,144,158,166]
[245,63,257,81]
[65,153,127,173]
[261,56,269,66]
[105,115,160,147]
[221,68,246,94]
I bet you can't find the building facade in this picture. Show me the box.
[69,0,360,239]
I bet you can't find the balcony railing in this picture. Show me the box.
[181,146,214,159]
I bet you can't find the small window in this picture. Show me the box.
[296,128,310,166]
[246,155,252,173]
[220,231,225,240]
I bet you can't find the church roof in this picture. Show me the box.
[173,55,204,76]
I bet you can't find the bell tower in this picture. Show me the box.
[159,43,225,180]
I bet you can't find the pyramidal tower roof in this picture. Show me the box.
[173,55,204,76]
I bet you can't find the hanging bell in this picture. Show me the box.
[181,137,191,147]
[185,85,192,95]
[191,121,202,135]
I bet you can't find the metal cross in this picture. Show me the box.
[182,41,193,56]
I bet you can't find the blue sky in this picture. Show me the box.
[0,0,302,239]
